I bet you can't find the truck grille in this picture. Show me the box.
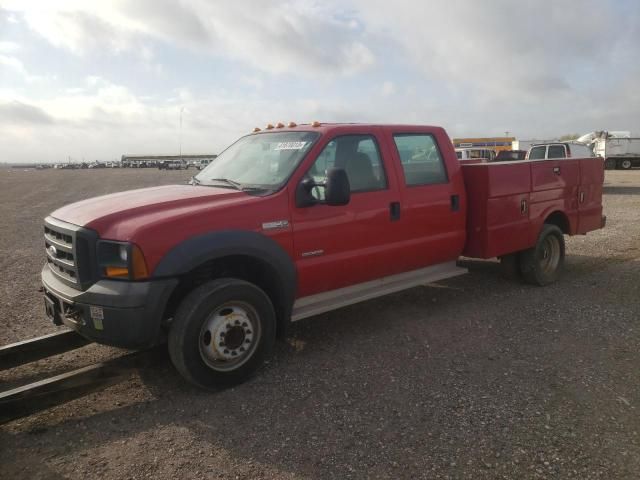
[45,224,78,283]
[44,217,97,290]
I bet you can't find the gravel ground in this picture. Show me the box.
[1,168,639,479]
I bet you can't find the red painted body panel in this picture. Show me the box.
[51,185,295,275]
[48,124,605,303]
[577,158,605,233]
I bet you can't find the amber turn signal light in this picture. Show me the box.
[105,266,129,278]
[131,244,149,279]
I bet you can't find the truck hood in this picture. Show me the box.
[51,184,255,235]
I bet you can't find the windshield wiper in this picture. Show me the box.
[208,178,243,190]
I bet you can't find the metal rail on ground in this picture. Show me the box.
[0,330,91,371]
[0,348,163,425]
[0,331,163,424]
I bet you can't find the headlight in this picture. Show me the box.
[97,241,149,280]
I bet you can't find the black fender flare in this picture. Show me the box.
[153,230,296,327]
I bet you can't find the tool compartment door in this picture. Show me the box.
[577,158,604,233]
[529,158,580,238]
[461,162,531,259]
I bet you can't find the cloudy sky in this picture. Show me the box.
[1,0,639,163]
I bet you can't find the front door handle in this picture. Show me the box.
[389,202,401,221]
[553,166,561,175]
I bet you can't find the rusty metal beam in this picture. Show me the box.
[0,330,91,371]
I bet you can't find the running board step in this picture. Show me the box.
[291,261,467,321]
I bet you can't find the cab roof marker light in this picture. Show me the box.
[276,122,285,128]
[265,123,274,130]
[311,120,321,127]
[288,121,297,128]
[253,127,261,132]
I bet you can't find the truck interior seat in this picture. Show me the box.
[346,152,380,192]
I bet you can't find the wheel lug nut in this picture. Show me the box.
[242,322,248,327]
[224,349,229,354]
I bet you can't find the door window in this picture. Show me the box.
[307,135,387,199]
[393,134,448,186]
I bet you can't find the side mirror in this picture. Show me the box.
[295,176,317,208]
[325,168,350,206]
[294,168,351,208]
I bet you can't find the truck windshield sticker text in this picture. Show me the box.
[274,141,308,151]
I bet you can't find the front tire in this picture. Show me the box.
[168,278,276,389]
[519,224,565,286]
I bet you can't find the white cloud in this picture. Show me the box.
[381,81,396,96]
[1,0,639,162]
[5,1,376,77]
[0,54,51,83]
[0,41,20,52]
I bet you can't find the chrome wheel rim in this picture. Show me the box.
[198,302,261,372]
[539,235,560,275]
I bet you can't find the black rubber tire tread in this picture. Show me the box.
[619,159,633,170]
[168,278,276,389]
[500,253,522,281]
[519,224,565,286]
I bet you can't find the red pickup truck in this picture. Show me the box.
[41,123,605,388]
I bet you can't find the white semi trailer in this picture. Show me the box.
[578,131,640,170]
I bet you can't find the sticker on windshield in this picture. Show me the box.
[274,141,308,151]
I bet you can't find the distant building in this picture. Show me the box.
[452,137,515,152]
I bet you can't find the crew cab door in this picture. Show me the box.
[383,129,466,272]
[290,130,401,297]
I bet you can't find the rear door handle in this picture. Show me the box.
[450,194,460,212]
[553,166,561,174]
[389,202,401,221]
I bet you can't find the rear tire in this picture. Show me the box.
[168,278,276,389]
[519,224,565,286]
[619,159,632,170]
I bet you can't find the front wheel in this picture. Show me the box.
[168,279,276,389]
[519,224,565,286]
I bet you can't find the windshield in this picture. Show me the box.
[195,131,319,190]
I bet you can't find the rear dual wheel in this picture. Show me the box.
[519,224,565,286]
[168,279,276,389]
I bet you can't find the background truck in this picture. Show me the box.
[526,142,594,160]
[455,147,496,162]
[588,131,640,170]
[41,123,605,388]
